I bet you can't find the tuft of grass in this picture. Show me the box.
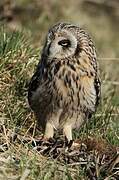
[0,27,39,130]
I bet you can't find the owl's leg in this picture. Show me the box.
[44,109,62,139]
[63,124,72,142]
[44,122,54,139]
[63,123,74,148]
[63,124,80,148]
[63,119,81,148]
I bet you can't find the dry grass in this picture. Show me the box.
[0,0,119,179]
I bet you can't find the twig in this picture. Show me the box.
[2,125,9,149]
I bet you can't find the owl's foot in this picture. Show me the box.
[44,122,54,139]
[65,138,73,148]
[42,137,56,145]
[32,137,56,154]
[65,137,81,150]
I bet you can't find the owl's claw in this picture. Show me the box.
[65,137,73,148]
[65,137,81,150]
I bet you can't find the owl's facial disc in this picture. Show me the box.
[46,30,77,59]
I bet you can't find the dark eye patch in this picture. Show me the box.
[58,39,71,47]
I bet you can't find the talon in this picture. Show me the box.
[48,137,56,143]
[65,137,73,148]
[68,140,74,148]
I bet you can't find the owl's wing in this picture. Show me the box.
[94,75,101,107]
[28,61,45,107]
[28,60,53,129]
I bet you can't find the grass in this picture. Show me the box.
[0,1,119,179]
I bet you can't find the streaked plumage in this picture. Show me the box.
[28,22,101,142]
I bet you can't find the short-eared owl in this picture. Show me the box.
[28,22,101,143]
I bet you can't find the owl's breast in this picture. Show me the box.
[52,61,96,113]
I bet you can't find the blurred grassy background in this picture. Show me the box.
[0,0,119,179]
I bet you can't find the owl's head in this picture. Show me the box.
[42,23,79,59]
